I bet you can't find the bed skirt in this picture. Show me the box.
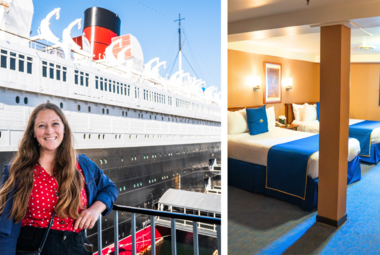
[359,143,380,164]
[228,156,361,210]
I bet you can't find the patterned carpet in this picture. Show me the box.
[228,163,380,255]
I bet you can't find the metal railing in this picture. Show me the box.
[96,204,221,255]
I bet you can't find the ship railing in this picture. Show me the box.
[97,204,221,255]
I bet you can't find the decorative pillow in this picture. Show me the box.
[303,104,317,121]
[237,108,249,133]
[292,103,306,121]
[266,106,276,130]
[246,106,269,135]
[227,111,247,135]
[316,102,320,121]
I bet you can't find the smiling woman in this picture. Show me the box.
[0,103,119,254]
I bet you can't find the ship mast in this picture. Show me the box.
[174,13,185,72]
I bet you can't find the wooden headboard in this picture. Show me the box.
[228,105,264,112]
[284,102,318,124]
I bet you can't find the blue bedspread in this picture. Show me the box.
[349,120,380,157]
[267,135,319,199]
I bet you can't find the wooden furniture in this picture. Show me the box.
[228,105,264,112]
[284,102,318,124]
[276,124,299,131]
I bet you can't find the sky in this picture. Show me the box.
[31,0,221,92]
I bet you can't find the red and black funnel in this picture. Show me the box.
[83,7,121,60]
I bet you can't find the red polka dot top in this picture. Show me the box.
[21,162,88,233]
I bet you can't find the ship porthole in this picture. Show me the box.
[60,102,63,109]
[15,96,20,104]
[24,97,28,104]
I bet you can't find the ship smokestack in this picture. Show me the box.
[83,7,121,60]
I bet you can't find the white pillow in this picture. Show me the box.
[228,111,247,135]
[237,108,249,133]
[266,106,275,130]
[292,103,307,121]
[303,104,317,122]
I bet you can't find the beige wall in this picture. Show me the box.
[350,63,380,121]
[228,50,320,118]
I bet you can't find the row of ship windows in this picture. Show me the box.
[0,50,33,74]
[0,53,216,115]
[118,174,174,192]
[98,149,211,165]
[80,134,218,141]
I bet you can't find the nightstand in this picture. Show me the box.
[276,124,299,131]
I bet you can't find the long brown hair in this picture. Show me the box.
[0,103,84,222]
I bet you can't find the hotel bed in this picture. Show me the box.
[285,103,380,163]
[228,106,362,210]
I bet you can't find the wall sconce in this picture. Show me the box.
[253,76,261,91]
[283,78,293,91]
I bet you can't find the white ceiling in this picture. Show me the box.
[228,0,380,62]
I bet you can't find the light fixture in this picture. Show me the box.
[253,76,261,91]
[283,78,293,91]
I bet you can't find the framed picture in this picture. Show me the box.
[264,62,282,104]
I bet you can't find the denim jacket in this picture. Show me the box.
[0,154,118,254]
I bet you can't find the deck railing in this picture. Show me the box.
[96,204,221,255]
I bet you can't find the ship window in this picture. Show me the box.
[113,81,115,93]
[116,84,119,94]
[131,156,133,161]
[89,134,91,139]
[100,80,103,91]
[109,82,112,92]
[83,134,86,139]
[106,109,109,114]
[149,180,151,184]
[115,135,117,139]
[119,187,122,192]
[24,97,28,104]
[15,96,20,104]
[18,59,24,72]
[150,115,151,119]
[10,56,16,70]
[60,102,63,109]
[125,111,128,116]
[27,62,32,74]
[103,134,105,139]
[62,67,67,82]
[56,65,61,81]
[102,108,105,114]
[121,157,123,162]
[119,135,121,139]
[49,64,54,79]
[80,73,84,86]
[10,52,16,57]
[133,184,135,188]
[100,159,103,164]
[1,50,7,54]
[74,70,78,85]
[123,186,125,190]
[88,106,91,112]
[1,55,6,69]
[104,159,107,164]
[122,111,124,116]
[77,105,80,111]
[85,73,89,87]
[95,80,98,89]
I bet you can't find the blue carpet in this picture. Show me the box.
[228,163,380,255]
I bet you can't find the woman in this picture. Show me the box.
[0,103,118,254]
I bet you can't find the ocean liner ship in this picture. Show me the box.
[0,0,221,250]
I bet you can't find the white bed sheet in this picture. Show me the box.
[294,119,380,144]
[228,127,360,179]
